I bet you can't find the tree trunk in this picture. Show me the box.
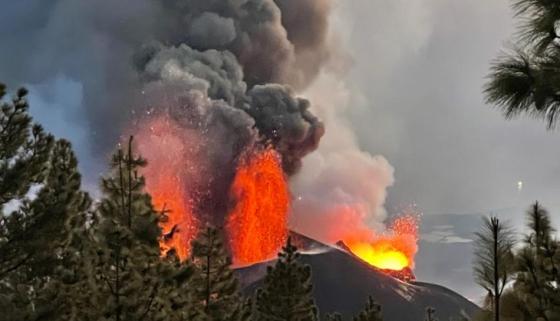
[493,220,499,321]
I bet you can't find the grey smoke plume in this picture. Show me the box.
[160,0,332,89]
[0,0,336,227]
[135,41,325,174]
[0,0,332,176]
[247,85,324,174]
[290,72,395,245]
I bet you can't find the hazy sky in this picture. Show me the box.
[330,0,560,300]
[336,0,560,217]
[2,0,560,302]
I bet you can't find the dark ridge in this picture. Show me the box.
[235,234,480,321]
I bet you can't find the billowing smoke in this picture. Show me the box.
[0,0,329,166]
[290,73,396,244]
[129,32,325,220]
[1,0,329,213]
[1,0,410,265]
[158,0,332,89]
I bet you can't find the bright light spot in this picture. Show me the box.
[517,181,523,191]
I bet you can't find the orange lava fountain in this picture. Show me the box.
[226,148,290,266]
[134,115,199,260]
[344,215,418,272]
[131,112,417,273]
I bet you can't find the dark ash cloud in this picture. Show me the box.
[0,0,333,174]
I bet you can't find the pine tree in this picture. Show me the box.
[191,226,249,321]
[473,217,515,321]
[0,84,55,280]
[254,237,318,321]
[0,85,204,320]
[496,289,532,321]
[484,0,560,128]
[25,140,90,276]
[474,204,560,321]
[0,85,91,321]
[15,140,91,320]
[510,202,560,321]
[353,296,382,321]
[165,255,208,321]
[55,137,202,321]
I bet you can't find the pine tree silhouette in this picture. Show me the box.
[254,237,318,321]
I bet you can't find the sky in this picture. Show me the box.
[335,0,560,217]
[2,0,560,302]
[325,0,560,300]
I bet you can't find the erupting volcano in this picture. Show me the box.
[134,114,419,276]
[105,0,419,281]
[1,1,492,319]
[131,110,419,276]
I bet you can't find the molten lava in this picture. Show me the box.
[344,215,419,273]
[134,115,198,260]
[349,243,409,270]
[131,112,417,274]
[226,148,290,266]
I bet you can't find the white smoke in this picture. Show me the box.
[290,72,395,244]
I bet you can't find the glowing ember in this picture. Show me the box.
[134,115,199,260]
[344,215,419,272]
[226,148,290,266]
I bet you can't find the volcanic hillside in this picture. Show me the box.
[236,232,480,321]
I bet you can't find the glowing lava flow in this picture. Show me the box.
[226,148,290,266]
[134,115,198,260]
[349,243,409,270]
[344,215,419,272]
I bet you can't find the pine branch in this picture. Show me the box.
[138,282,159,321]
[0,253,32,279]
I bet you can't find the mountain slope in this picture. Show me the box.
[236,235,479,321]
